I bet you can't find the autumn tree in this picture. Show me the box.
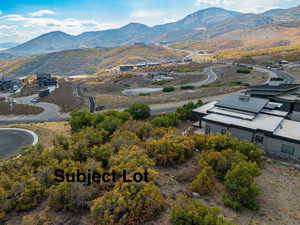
[223,161,261,210]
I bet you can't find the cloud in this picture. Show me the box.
[130,10,165,18]
[194,0,293,13]
[28,10,55,17]
[0,14,118,42]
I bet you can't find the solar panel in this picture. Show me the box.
[215,95,269,113]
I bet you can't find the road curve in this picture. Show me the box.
[0,128,38,160]
[122,66,217,96]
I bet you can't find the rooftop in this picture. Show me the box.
[203,113,283,133]
[215,95,269,113]
[249,83,299,91]
[274,120,300,141]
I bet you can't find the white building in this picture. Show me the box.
[193,95,300,162]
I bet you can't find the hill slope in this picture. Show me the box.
[7,44,187,76]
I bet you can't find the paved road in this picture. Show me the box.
[0,128,38,160]
[122,66,218,96]
[0,91,70,124]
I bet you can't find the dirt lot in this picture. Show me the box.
[82,65,269,109]
[148,153,300,225]
[41,80,85,113]
[0,102,43,115]
[213,65,269,86]
[0,121,71,148]
[12,83,39,98]
[85,71,206,94]
[285,66,300,80]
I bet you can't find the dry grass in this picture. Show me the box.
[0,102,43,115]
[41,80,85,113]
[146,152,300,225]
[0,121,71,148]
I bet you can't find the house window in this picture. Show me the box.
[255,135,264,144]
[221,128,227,135]
[281,144,295,155]
[206,126,211,134]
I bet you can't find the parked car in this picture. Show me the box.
[30,97,40,104]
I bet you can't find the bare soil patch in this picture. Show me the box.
[41,80,85,113]
[147,153,300,225]
[83,65,268,109]
[0,102,43,115]
[213,65,269,86]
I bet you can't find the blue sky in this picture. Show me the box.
[0,0,299,43]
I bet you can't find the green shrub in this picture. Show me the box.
[70,110,95,132]
[176,100,203,121]
[162,86,175,92]
[139,93,150,96]
[144,136,195,166]
[126,103,151,120]
[228,81,249,86]
[236,68,251,74]
[224,161,261,210]
[91,182,165,225]
[170,194,235,225]
[152,80,171,85]
[180,85,195,90]
[191,166,215,195]
[151,113,179,127]
[48,182,92,213]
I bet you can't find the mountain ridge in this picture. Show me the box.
[5,5,300,55]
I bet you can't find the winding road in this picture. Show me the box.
[0,58,298,124]
[122,66,218,96]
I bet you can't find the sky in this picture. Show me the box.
[0,0,299,43]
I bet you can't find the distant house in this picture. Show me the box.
[0,77,21,92]
[38,88,50,98]
[279,60,289,65]
[119,65,135,72]
[193,95,300,162]
[36,73,57,88]
[246,83,300,121]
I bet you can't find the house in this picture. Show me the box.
[36,73,57,88]
[0,77,21,92]
[119,65,135,72]
[193,94,300,162]
[246,83,300,121]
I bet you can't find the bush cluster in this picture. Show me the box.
[170,194,236,225]
[163,86,176,92]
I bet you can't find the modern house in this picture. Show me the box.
[193,94,300,162]
[0,77,21,92]
[36,73,57,89]
[246,83,300,121]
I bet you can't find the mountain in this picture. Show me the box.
[264,5,300,21]
[0,42,19,50]
[8,31,79,55]
[5,5,300,55]
[6,44,187,76]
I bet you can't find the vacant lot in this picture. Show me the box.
[41,80,85,113]
[213,65,269,86]
[83,65,269,109]
[1,121,71,148]
[286,66,300,80]
[0,102,43,115]
[147,154,300,225]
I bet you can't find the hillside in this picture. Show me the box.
[6,5,300,55]
[171,19,300,61]
[7,44,187,76]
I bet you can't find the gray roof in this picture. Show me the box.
[203,113,283,133]
[215,95,269,113]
